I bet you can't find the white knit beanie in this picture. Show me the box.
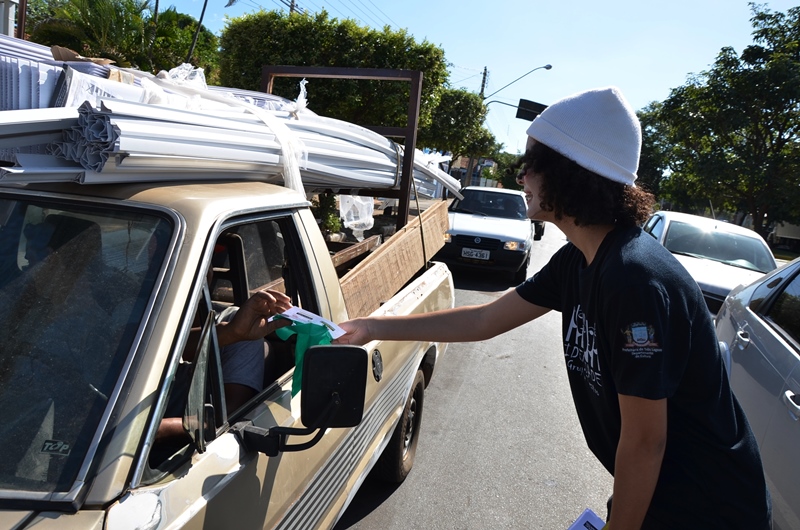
[525,86,641,186]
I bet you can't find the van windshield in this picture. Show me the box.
[0,197,172,498]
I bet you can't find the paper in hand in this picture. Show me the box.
[269,306,346,339]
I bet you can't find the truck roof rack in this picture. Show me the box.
[1,41,461,226]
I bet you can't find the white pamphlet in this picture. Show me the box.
[270,306,346,339]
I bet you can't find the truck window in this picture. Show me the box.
[0,197,172,496]
[224,217,319,384]
[148,214,318,472]
[224,216,320,316]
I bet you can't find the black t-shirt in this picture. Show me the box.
[516,226,770,528]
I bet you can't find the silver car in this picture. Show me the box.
[715,257,800,530]
[643,211,777,314]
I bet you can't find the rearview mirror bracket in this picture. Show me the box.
[234,394,340,457]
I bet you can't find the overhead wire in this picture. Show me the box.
[301,0,324,13]
[362,0,400,30]
[318,0,351,21]
[339,0,381,27]
[350,0,391,28]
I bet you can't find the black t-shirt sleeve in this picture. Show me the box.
[603,283,690,400]
[516,244,574,311]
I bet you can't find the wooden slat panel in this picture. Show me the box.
[339,200,449,318]
[328,235,381,269]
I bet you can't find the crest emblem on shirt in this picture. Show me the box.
[622,322,659,348]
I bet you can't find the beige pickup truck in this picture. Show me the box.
[0,179,454,529]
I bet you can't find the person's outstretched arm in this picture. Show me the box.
[335,288,550,346]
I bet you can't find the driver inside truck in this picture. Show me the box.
[154,252,292,449]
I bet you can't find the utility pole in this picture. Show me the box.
[279,0,296,12]
[464,66,489,187]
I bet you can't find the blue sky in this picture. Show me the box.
[167,0,798,154]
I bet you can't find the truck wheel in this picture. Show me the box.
[375,370,425,483]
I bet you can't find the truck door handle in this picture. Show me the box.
[783,390,800,420]
[735,330,750,349]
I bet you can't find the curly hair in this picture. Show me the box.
[512,141,654,227]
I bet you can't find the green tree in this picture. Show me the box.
[492,150,522,190]
[29,0,150,67]
[637,102,670,197]
[23,0,68,36]
[417,88,488,161]
[148,8,219,81]
[28,0,218,76]
[659,4,800,235]
[219,10,448,132]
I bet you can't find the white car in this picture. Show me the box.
[643,211,777,314]
[434,186,537,283]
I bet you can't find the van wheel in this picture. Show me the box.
[375,370,425,483]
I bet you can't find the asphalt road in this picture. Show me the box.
[334,223,614,530]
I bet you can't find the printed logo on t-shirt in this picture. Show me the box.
[621,322,662,359]
[564,304,602,396]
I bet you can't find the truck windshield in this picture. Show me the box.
[0,197,172,497]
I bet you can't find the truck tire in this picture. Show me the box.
[375,370,425,483]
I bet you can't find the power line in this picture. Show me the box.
[341,0,381,26]
[450,63,483,73]
[319,0,354,21]
[362,0,400,29]
[244,0,267,9]
[302,0,324,12]
[350,0,391,28]
[451,72,483,87]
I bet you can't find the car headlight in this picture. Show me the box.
[504,241,521,251]
[444,233,452,243]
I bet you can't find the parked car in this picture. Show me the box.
[643,211,777,314]
[434,186,538,282]
[715,258,800,530]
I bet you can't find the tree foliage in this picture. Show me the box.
[27,0,218,77]
[417,88,492,161]
[659,3,800,234]
[492,150,522,190]
[219,10,448,132]
[28,0,150,67]
[148,8,219,80]
[636,102,671,197]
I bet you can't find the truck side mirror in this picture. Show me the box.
[302,344,367,428]
[235,345,368,457]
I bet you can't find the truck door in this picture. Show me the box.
[115,212,351,530]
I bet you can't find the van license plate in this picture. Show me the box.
[462,248,490,260]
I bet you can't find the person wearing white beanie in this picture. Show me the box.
[525,86,641,186]
[332,87,771,530]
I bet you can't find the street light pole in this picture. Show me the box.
[460,64,551,188]
[483,64,552,100]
